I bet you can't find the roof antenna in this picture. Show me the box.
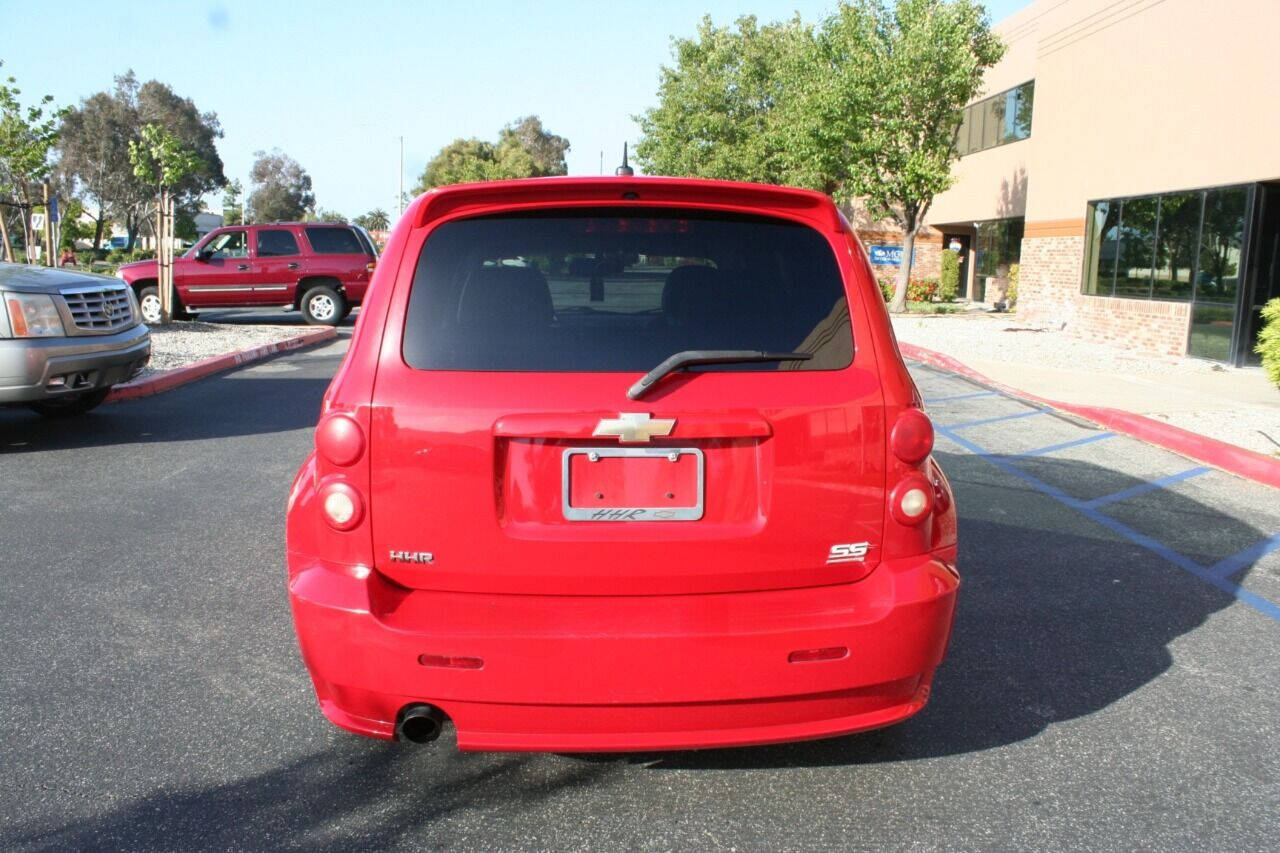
[615,142,634,177]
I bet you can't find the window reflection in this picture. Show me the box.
[1114,197,1157,298]
[1083,202,1120,296]
[976,218,1024,278]
[1152,193,1200,300]
[1079,184,1251,362]
[1196,188,1246,304]
[956,81,1033,156]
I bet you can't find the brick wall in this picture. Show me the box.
[1018,235,1191,357]
[857,229,942,282]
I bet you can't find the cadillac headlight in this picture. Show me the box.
[4,292,65,337]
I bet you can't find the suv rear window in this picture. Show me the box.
[403,209,852,372]
[305,226,367,255]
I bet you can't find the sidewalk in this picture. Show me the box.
[890,312,1280,459]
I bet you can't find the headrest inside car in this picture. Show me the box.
[457,265,554,327]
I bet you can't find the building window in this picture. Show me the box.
[1082,186,1248,302]
[956,81,1034,157]
[975,218,1024,279]
[1081,184,1250,361]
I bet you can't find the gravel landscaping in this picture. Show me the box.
[893,311,1230,377]
[139,321,306,377]
[891,311,1280,457]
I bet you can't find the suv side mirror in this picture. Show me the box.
[195,247,214,262]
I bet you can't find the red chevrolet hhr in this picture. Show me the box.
[286,176,958,752]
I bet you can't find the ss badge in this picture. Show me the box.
[826,542,870,564]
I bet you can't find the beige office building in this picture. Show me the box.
[925,0,1280,365]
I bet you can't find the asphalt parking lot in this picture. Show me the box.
[1,336,1277,851]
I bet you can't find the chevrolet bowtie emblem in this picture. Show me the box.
[593,412,676,443]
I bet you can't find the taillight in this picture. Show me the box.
[890,474,934,526]
[886,408,937,533]
[890,408,933,464]
[365,261,377,273]
[316,413,365,466]
[319,481,365,530]
[314,412,368,532]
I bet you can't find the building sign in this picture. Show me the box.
[868,245,903,266]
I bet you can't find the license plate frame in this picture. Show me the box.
[562,447,705,521]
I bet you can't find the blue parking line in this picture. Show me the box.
[926,390,999,404]
[935,426,1280,623]
[1207,532,1280,581]
[941,409,1046,431]
[1081,467,1213,509]
[1018,432,1115,458]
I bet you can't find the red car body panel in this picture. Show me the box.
[286,176,958,752]
[116,223,374,311]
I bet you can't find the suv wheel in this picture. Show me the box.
[138,286,162,324]
[302,285,346,326]
[28,387,112,418]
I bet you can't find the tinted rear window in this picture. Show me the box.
[403,209,852,372]
[305,227,367,255]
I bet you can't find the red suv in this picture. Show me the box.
[286,177,958,752]
[116,223,377,325]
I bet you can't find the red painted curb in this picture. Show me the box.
[899,341,1280,491]
[106,326,338,403]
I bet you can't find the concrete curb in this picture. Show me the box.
[106,326,337,403]
[898,341,1280,491]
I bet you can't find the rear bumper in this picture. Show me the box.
[0,325,151,403]
[287,554,959,752]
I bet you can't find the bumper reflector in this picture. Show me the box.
[788,646,849,663]
[418,654,484,670]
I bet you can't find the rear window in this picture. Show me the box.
[402,209,852,372]
[257,228,299,256]
[305,226,367,255]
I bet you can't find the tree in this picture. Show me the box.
[57,71,226,249]
[496,116,569,177]
[354,208,390,230]
[813,0,1004,312]
[248,149,314,222]
[305,208,346,223]
[414,116,570,192]
[53,88,132,249]
[634,15,820,187]
[0,62,66,263]
[130,122,201,322]
[634,2,1004,313]
[222,178,243,225]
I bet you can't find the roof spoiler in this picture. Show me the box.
[413,177,843,233]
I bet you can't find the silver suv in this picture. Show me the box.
[0,263,151,417]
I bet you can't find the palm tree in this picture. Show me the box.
[356,208,390,231]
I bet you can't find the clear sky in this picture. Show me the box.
[1,0,1032,219]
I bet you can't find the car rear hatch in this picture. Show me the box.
[368,204,886,596]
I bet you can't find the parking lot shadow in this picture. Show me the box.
[4,739,613,851]
[0,373,332,454]
[586,449,1265,770]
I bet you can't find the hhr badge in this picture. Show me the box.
[389,550,434,564]
[592,412,675,443]
[826,542,871,564]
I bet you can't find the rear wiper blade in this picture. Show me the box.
[627,350,813,400]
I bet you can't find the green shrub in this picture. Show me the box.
[939,251,960,301]
[907,277,938,302]
[128,248,156,261]
[106,250,125,263]
[878,278,895,302]
[1007,263,1020,306]
[1256,297,1280,388]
